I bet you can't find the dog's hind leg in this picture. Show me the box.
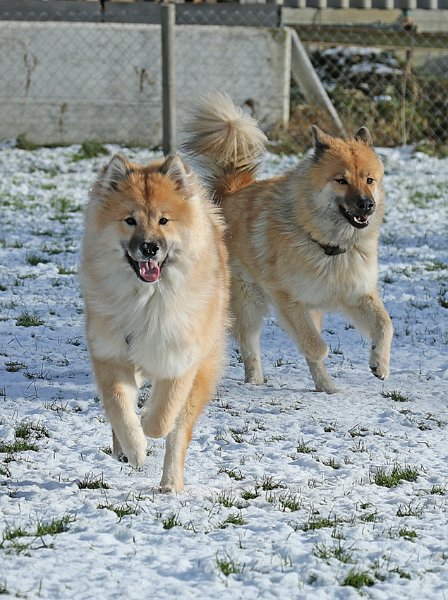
[92,357,147,468]
[343,292,393,380]
[231,274,269,384]
[158,347,223,493]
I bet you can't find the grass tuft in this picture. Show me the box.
[73,141,109,161]
[98,503,138,519]
[342,570,375,588]
[15,311,45,327]
[216,554,243,577]
[26,253,50,266]
[57,264,77,275]
[218,467,244,481]
[36,515,74,537]
[15,421,49,440]
[396,502,423,518]
[303,516,343,531]
[0,439,38,453]
[5,361,27,373]
[2,525,31,542]
[278,493,301,512]
[314,540,353,564]
[260,475,285,491]
[241,488,259,501]
[215,492,247,509]
[219,513,247,528]
[296,439,314,454]
[77,473,110,490]
[381,389,410,402]
[398,528,417,540]
[162,513,182,530]
[373,465,419,488]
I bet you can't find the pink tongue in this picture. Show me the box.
[139,260,160,283]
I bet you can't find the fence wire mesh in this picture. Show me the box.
[0,18,162,146]
[0,1,447,154]
[285,22,448,154]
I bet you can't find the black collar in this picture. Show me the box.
[310,236,348,256]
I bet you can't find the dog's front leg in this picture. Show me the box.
[273,294,337,393]
[141,368,197,440]
[92,357,147,467]
[273,292,329,364]
[304,308,338,394]
[157,350,222,493]
[344,292,393,380]
[306,358,338,394]
[141,369,197,492]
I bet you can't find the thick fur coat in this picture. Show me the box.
[184,93,393,393]
[79,154,229,491]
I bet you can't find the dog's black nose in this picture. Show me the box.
[355,197,375,213]
[140,241,159,259]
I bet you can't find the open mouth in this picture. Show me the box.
[339,206,371,229]
[125,252,165,283]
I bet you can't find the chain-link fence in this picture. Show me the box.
[1,0,447,153]
[284,21,448,154]
[0,19,164,146]
[0,1,286,147]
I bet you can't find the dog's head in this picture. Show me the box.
[90,153,199,284]
[310,126,384,230]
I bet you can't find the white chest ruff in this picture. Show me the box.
[287,250,378,309]
[127,306,199,379]
[87,279,201,379]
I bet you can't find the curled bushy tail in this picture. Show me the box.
[183,92,267,199]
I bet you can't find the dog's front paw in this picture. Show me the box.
[370,344,390,381]
[157,484,178,494]
[245,373,266,385]
[119,429,147,468]
[243,362,265,386]
[370,363,389,380]
[315,379,339,394]
[158,481,183,494]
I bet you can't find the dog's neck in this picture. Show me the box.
[310,236,349,256]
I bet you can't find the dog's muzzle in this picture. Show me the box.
[339,197,375,229]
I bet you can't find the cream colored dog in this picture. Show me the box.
[184,93,393,393]
[79,153,229,491]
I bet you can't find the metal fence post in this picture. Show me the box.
[290,30,346,137]
[161,3,176,155]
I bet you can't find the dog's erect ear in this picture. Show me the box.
[354,127,373,146]
[99,154,132,191]
[311,125,332,157]
[160,154,193,193]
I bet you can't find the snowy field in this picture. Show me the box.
[0,143,447,599]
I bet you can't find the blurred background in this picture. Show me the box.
[1,0,447,154]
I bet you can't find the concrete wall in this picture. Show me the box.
[0,22,290,146]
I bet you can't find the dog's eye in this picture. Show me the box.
[335,178,348,185]
[366,177,374,185]
[125,217,137,226]
[159,217,168,225]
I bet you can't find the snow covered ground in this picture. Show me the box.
[0,143,447,599]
